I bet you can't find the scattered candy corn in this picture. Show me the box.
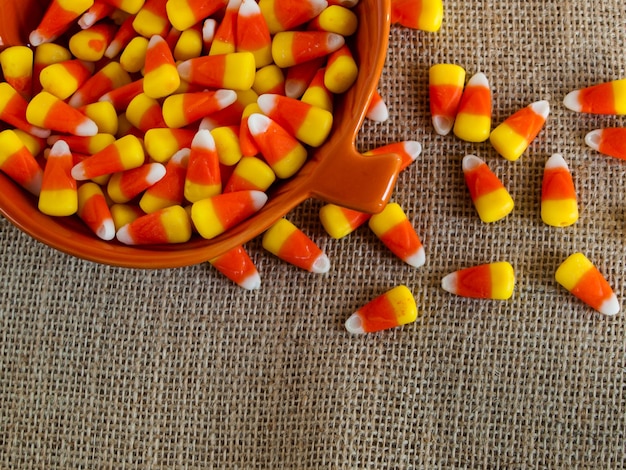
[345,285,418,334]
[77,182,116,240]
[555,253,620,316]
[391,0,444,32]
[541,154,578,227]
[462,154,514,223]
[0,129,43,196]
[584,128,626,161]
[116,205,192,245]
[209,245,261,290]
[441,261,515,300]
[453,72,492,143]
[563,78,626,115]
[428,63,465,136]
[38,140,78,217]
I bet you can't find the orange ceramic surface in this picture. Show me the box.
[0,0,400,268]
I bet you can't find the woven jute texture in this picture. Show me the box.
[1,1,625,468]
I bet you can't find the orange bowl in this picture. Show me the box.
[0,0,400,268]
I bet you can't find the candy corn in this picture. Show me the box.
[26,92,99,137]
[68,61,131,108]
[209,245,261,290]
[47,134,116,155]
[184,130,222,203]
[247,113,308,178]
[143,35,180,99]
[209,0,241,55]
[345,285,418,334]
[259,0,328,34]
[541,153,578,227]
[143,128,195,163]
[38,140,78,216]
[256,94,333,147]
[0,82,51,138]
[324,45,358,94]
[462,154,514,223]
[32,43,73,95]
[119,36,149,73]
[177,52,256,91]
[80,101,119,136]
[116,205,192,244]
[71,135,145,180]
[79,1,116,29]
[363,140,422,171]
[319,203,372,239]
[365,90,388,122]
[428,63,466,135]
[368,203,425,268]
[107,162,166,203]
[237,0,273,68]
[223,156,276,192]
[252,65,286,96]
[271,31,345,68]
[104,13,138,58]
[490,100,550,161]
[301,67,333,112]
[110,203,146,230]
[126,93,168,132]
[441,261,515,300]
[307,5,358,36]
[453,72,492,143]
[139,148,190,213]
[390,0,444,32]
[284,57,325,98]
[98,79,144,112]
[77,182,116,240]
[191,190,268,239]
[262,218,330,273]
[69,22,116,62]
[585,128,626,161]
[563,78,626,115]
[39,59,95,100]
[133,0,170,38]
[29,0,95,46]
[173,26,204,61]
[0,129,43,196]
[166,0,227,31]
[162,89,238,128]
[0,46,34,99]
[555,253,620,316]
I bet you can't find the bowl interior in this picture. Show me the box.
[0,0,392,268]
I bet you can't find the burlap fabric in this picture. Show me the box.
[1,1,625,467]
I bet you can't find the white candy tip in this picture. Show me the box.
[49,139,71,157]
[97,219,116,241]
[530,99,551,119]
[176,60,191,80]
[468,72,489,87]
[171,147,191,164]
[215,88,238,107]
[345,313,366,334]
[366,100,389,122]
[239,272,261,290]
[256,93,279,113]
[78,13,97,29]
[563,90,583,112]
[545,153,568,170]
[71,164,87,181]
[441,272,458,294]
[146,163,167,185]
[326,33,345,52]
[462,154,484,171]
[191,128,216,151]
[115,225,134,245]
[29,30,46,47]
[250,190,269,211]
[404,141,422,161]
[247,113,271,135]
[284,80,306,99]
[75,119,99,137]
[584,129,603,151]
[310,253,331,274]
[405,247,426,269]
[432,115,455,135]
[238,0,260,17]
[599,294,620,316]
[68,92,85,108]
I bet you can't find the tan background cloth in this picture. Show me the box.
[1,0,625,467]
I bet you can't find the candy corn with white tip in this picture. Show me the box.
[99,79,144,112]
[555,253,620,316]
[237,0,273,68]
[429,63,465,136]
[368,203,425,268]
[78,1,116,29]
[48,134,115,155]
[301,67,333,112]
[563,78,626,115]
[139,148,190,213]
[541,154,578,227]
[71,135,145,180]
[323,45,358,94]
[68,61,131,108]
[441,261,515,300]
[262,218,330,273]
[133,0,170,38]
[29,0,95,46]
[284,57,325,98]
[0,46,34,99]
[39,59,94,100]
[247,113,308,178]
[271,31,345,68]
[224,156,276,192]
[257,93,333,147]
[391,0,444,32]
[462,154,514,223]
[32,43,72,95]
[143,35,180,99]
[26,92,99,137]
[38,140,78,216]
[116,205,192,245]
[166,0,227,31]
[365,90,389,122]
[77,182,116,240]
[364,140,422,170]
[453,72,492,142]
[162,89,238,128]
[585,128,626,160]
[191,190,268,239]
[104,14,137,59]
[490,100,550,161]
[107,163,166,204]
[177,52,257,91]
[319,203,372,239]
[80,101,118,136]
[126,93,168,132]
[259,0,328,34]
[184,130,222,203]
[143,128,195,163]
[345,285,417,334]
[209,245,261,290]
[209,0,241,55]
[0,129,43,196]
[0,82,51,138]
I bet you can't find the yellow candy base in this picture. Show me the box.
[555,252,592,290]
[541,199,579,227]
[473,189,514,223]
